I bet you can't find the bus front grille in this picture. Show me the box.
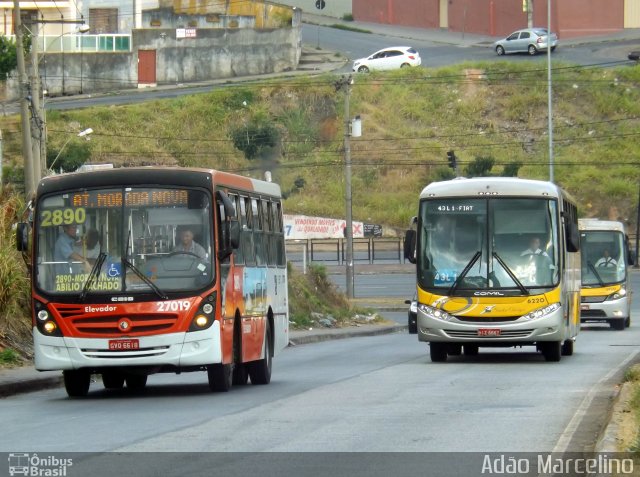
[444,329,534,339]
[581,296,606,304]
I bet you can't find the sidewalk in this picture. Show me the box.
[0,322,406,398]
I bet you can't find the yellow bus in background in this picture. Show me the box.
[579,219,633,330]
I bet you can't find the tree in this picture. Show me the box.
[231,119,280,160]
[501,162,522,177]
[46,142,91,173]
[0,35,18,79]
[465,156,495,177]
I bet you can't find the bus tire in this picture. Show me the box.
[610,319,625,331]
[231,315,248,385]
[125,374,148,391]
[561,339,574,356]
[625,317,631,328]
[102,371,125,389]
[463,344,479,356]
[448,344,462,356]
[542,341,561,362]
[232,364,249,385]
[208,363,232,391]
[249,320,272,385]
[63,370,90,397]
[429,343,448,362]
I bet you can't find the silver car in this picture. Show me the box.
[494,28,558,56]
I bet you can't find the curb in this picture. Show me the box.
[289,323,407,346]
[0,374,64,398]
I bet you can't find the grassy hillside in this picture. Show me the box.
[2,61,639,230]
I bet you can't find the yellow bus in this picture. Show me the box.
[579,219,633,330]
[404,178,581,362]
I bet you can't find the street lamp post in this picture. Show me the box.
[47,127,93,174]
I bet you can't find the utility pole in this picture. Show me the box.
[13,0,36,197]
[29,20,44,183]
[527,0,534,29]
[336,75,355,299]
[547,0,554,183]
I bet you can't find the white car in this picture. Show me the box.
[352,46,421,73]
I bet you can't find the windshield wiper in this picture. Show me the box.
[587,261,605,287]
[447,251,482,296]
[123,257,168,300]
[79,252,108,301]
[493,252,530,295]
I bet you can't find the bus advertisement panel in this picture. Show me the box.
[405,178,580,362]
[17,167,288,397]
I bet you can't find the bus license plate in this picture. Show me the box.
[108,339,139,350]
[477,328,501,337]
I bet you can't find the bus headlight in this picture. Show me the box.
[188,293,217,332]
[419,303,454,322]
[43,321,58,334]
[37,310,49,321]
[522,303,560,321]
[606,287,626,301]
[194,315,209,328]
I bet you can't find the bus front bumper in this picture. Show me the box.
[580,297,630,322]
[33,321,222,371]
[417,308,566,344]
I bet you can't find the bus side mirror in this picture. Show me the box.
[565,221,580,253]
[404,229,416,264]
[229,220,240,249]
[16,223,29,252]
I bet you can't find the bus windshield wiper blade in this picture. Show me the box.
[587,261,605,287]
[79,252,108,301]
[447,251,482,296]
[122,257,168,300]
[493,252,530,295]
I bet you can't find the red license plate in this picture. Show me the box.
[478,328,501,337]
[580,304,590,311]
[108,339,139,350]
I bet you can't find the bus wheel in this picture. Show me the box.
[125,374,148,391]
[561,339,574,356]
[208,363,233,392]
[625,317,631,328]
[63,370,90,397]
[610,319,625,331]
[249,321,273,385]
[429,343,448,362]
[232,364,249,385]
[463,344,479,356]
[541,342,561,362]
[102,371,125,389]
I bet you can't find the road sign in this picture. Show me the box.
[315,0,325,10]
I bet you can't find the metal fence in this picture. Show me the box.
[286,238,407,265]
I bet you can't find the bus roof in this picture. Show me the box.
[419,177,566,200]
[578,218,626,233]
[36,167,281,198]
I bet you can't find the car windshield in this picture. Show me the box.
[417,197,559,294]
[580,230,626,286]
[35,186,214,296]
[534,29,548,35]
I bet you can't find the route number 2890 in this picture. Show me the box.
[157,301,191,311]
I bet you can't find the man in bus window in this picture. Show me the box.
[174,226,206,259]
[54,224,92,274]
[520,237,549,257]
[73,229,100,265]
[595,248,617,268]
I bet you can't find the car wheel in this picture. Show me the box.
[528,45,538,56]
[551,46,557,52]
[496,45,505,56]
[357,65,369,73]
[400,63,410,68]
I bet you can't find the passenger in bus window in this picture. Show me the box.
[73,229,100,265]
[174,226,206,259]
[595,249,617,268]
[520,237,549,257]
[54,224,91,274]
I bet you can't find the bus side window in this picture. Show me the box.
[275,202,286,267]
[230,194,244,265]
[241,196,255,266]
[263,200,275,266]
[252,198,265,266]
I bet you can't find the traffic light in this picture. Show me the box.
[447,150,457,170]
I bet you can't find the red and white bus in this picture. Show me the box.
[17,167,288,397]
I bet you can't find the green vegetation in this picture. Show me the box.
[341,14,354,22]
[621,364,640,453]
[0,348,22,366]
[287,263,361,328]
[329,24,371,34]
[0,35,17,79]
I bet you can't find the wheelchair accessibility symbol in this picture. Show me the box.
[107,263,121,278]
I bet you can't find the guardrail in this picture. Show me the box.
[286,238,407,265]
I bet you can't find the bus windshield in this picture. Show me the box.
[580,230,626,286]
[418,198,559,293]
[35,186,214,296]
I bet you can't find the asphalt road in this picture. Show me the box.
[1,274,637,464]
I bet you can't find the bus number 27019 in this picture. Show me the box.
[157,301,191,312]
